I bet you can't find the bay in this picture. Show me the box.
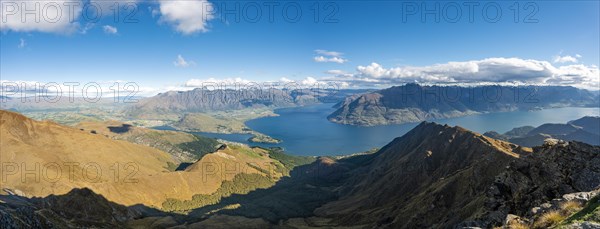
[176,104,599,156]
[245,104,599,156]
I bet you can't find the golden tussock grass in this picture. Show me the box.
[533,210,565,229]
[560,200,583,215]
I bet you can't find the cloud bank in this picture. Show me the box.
[323,58,599,90]
[553,54,581,64]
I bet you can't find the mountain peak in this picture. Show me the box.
[316,121,530,227]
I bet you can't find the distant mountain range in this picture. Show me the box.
[484,116,600,147]
[329,84,600,126]
[127,88,369,119]
[2,110,599,228]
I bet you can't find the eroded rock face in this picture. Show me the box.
[478,141,600,226]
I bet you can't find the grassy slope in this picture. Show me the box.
[161,147,315,213]
[561,196,600,225]
[76,120,220,163]
[1,110,298,209]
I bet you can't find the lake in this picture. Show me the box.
[192,104,599,156]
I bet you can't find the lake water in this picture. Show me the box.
[186,104,599,156]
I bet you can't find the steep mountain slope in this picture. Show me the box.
[0,110,286,208]
[570,116,600,135]
[329,84,599,126]
[527,123,580,136]
[0,109,177,206]
[310,122,599,228]
[75,120,219,163]
[3,115,598,228]
[503,126,535,138]
[313,122,532,228]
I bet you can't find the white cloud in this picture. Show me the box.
[173,55,195,67]
[102,25,118,34]
[322,57,599,90]
[158,0,214,34]
[357,63,387,78]
[17,38,26,48]
[315,49,343,57]
[0,0,83,34]
[313,49,348,64]
[80,23,95,34]
[301,77,318,86]
[553,55,579,63]
[324,70,353,77]
[279,77,294,83]
[149,6,160,18]
[184,77,253,88]
[314,56,348,64]
[182,77,331,89]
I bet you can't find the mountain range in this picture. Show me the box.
[126,88,367,120]
[2,109,599,228]
[328,84,600,126]
[484,116,600,147]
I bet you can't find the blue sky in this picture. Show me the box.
[1,0,599,95]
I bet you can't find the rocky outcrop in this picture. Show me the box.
[473,140,600,227]
[500,189,600,228]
